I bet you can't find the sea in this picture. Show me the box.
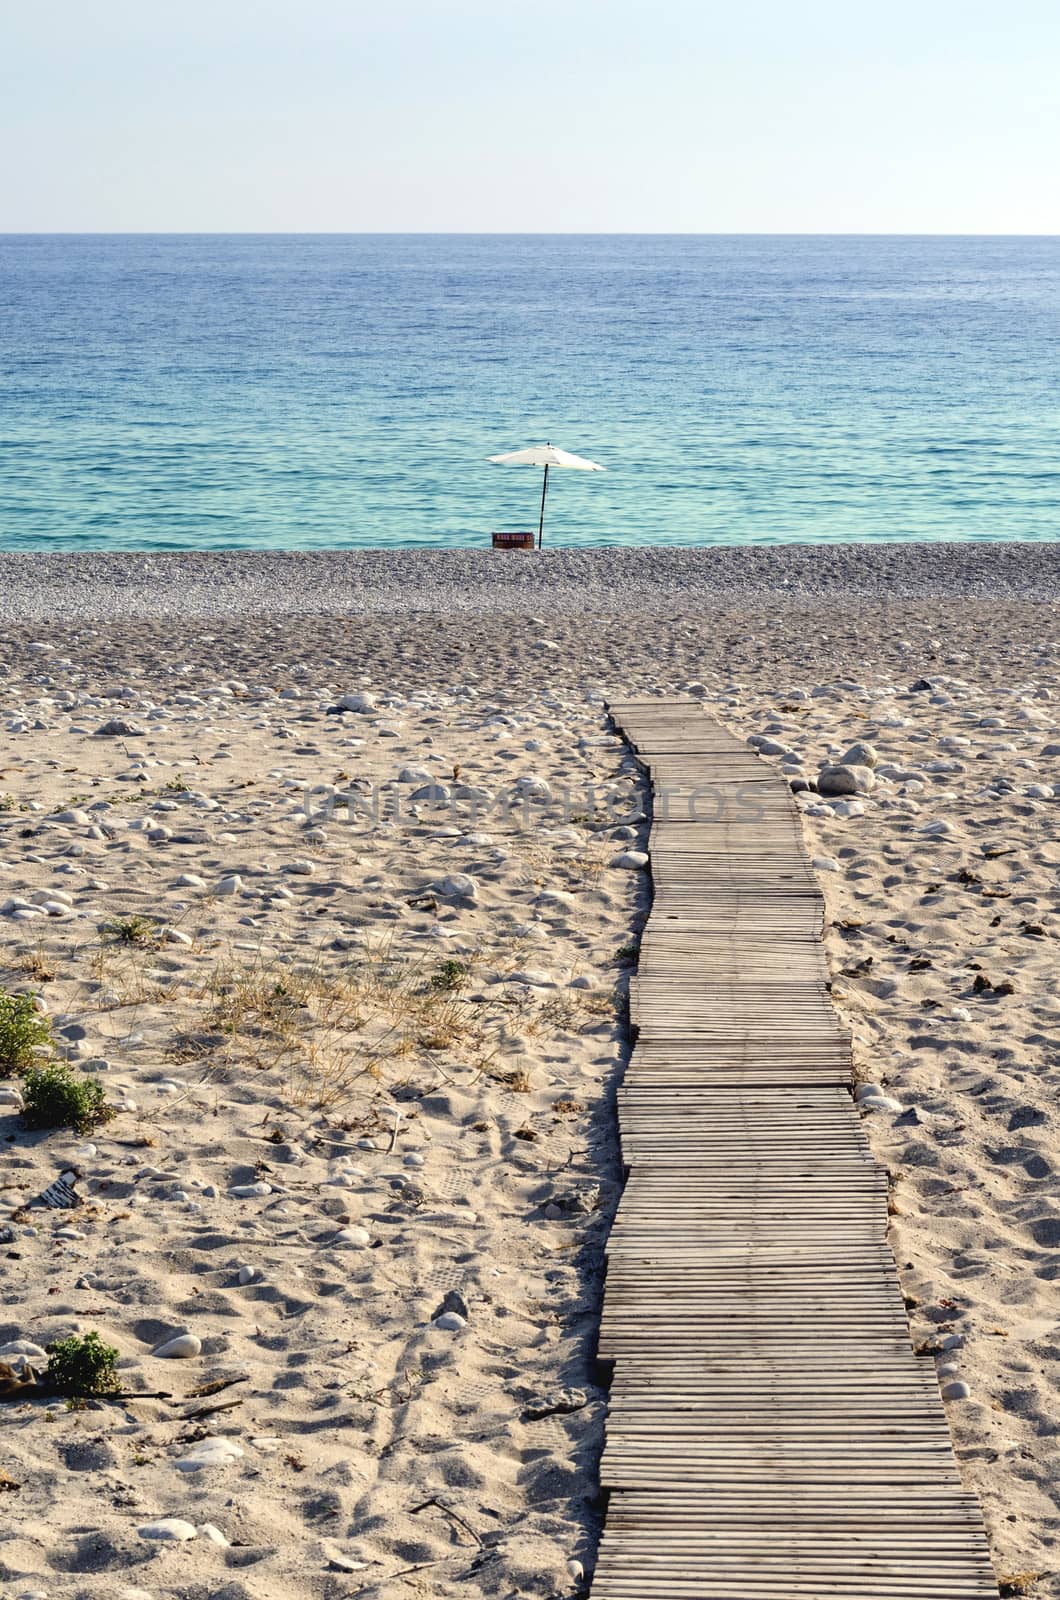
[1,233,1058,551]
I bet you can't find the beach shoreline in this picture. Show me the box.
[1,541,1059,625]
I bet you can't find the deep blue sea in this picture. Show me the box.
[1,234,1058,551]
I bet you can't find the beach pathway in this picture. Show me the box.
[591,698,998,1599]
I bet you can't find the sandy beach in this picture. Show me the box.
[1,544,1059,1600]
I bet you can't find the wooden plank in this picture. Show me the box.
[586,697,998,1600]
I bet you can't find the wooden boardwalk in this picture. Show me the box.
[591,698,997,1600]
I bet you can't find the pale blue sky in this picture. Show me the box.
[3,0,1059,231]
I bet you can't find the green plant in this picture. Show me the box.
[0,793,15,812]
[429,958,470,993]
[0,992,53,1072]
[615,942,640,965]
[21,1062,114,1134]
[103,915,159,948]
[45,1332,120,1397]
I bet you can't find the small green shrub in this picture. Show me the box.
[21,1062,114,1134]
[429,959,470,993]
[45,1331,120,1397]
[103,915,159,948]
[0,793,15,812]
[0,992,53,1072]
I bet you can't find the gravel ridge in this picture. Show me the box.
[2,542,1058,622]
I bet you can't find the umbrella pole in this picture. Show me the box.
[537,464,549,549]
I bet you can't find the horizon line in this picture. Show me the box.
[3,230,1060,239]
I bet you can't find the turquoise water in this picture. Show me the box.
[1,234,1058,550]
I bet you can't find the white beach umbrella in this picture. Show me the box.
[488,441,604,547]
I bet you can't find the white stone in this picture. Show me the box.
[229,1181,272,1198]
[174,1437,244,1472]
[818,764,875,796]
[151,1333,202,1360]
[0,1340,48,1361]
[811,856,842,873]
[610,850,648,869]
[198,1524,230,1547]
[215,875,242,895]
[859,1093,903,1114]
[436,872,478,899]
[433,1311,466,1332]
[941,1380,971,1400]
[331,1226,371,1248]
[838,742,878,769]
[138,1518,198,1542]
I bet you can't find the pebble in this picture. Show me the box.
[174,1437,244,1472]
[509,968,555,987]
[433,1311,467,1332]
[331,1226,371,1248]
[838,741,878,768]
[237,1263,259,1285]
[859,1092,903,1114]
[0,1340,48,1361]
[215,874,243,895]
[150,1333,202,1360]
[818,764,875,796]
[138,1519,198,1542]
[95,718,145,737]
[229,1181,273,1197]
[611,849,648,868]
[436,872,478,899]
[199,1523,230,1547]
[941,1380,971,1401]
[811,856,842,872]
